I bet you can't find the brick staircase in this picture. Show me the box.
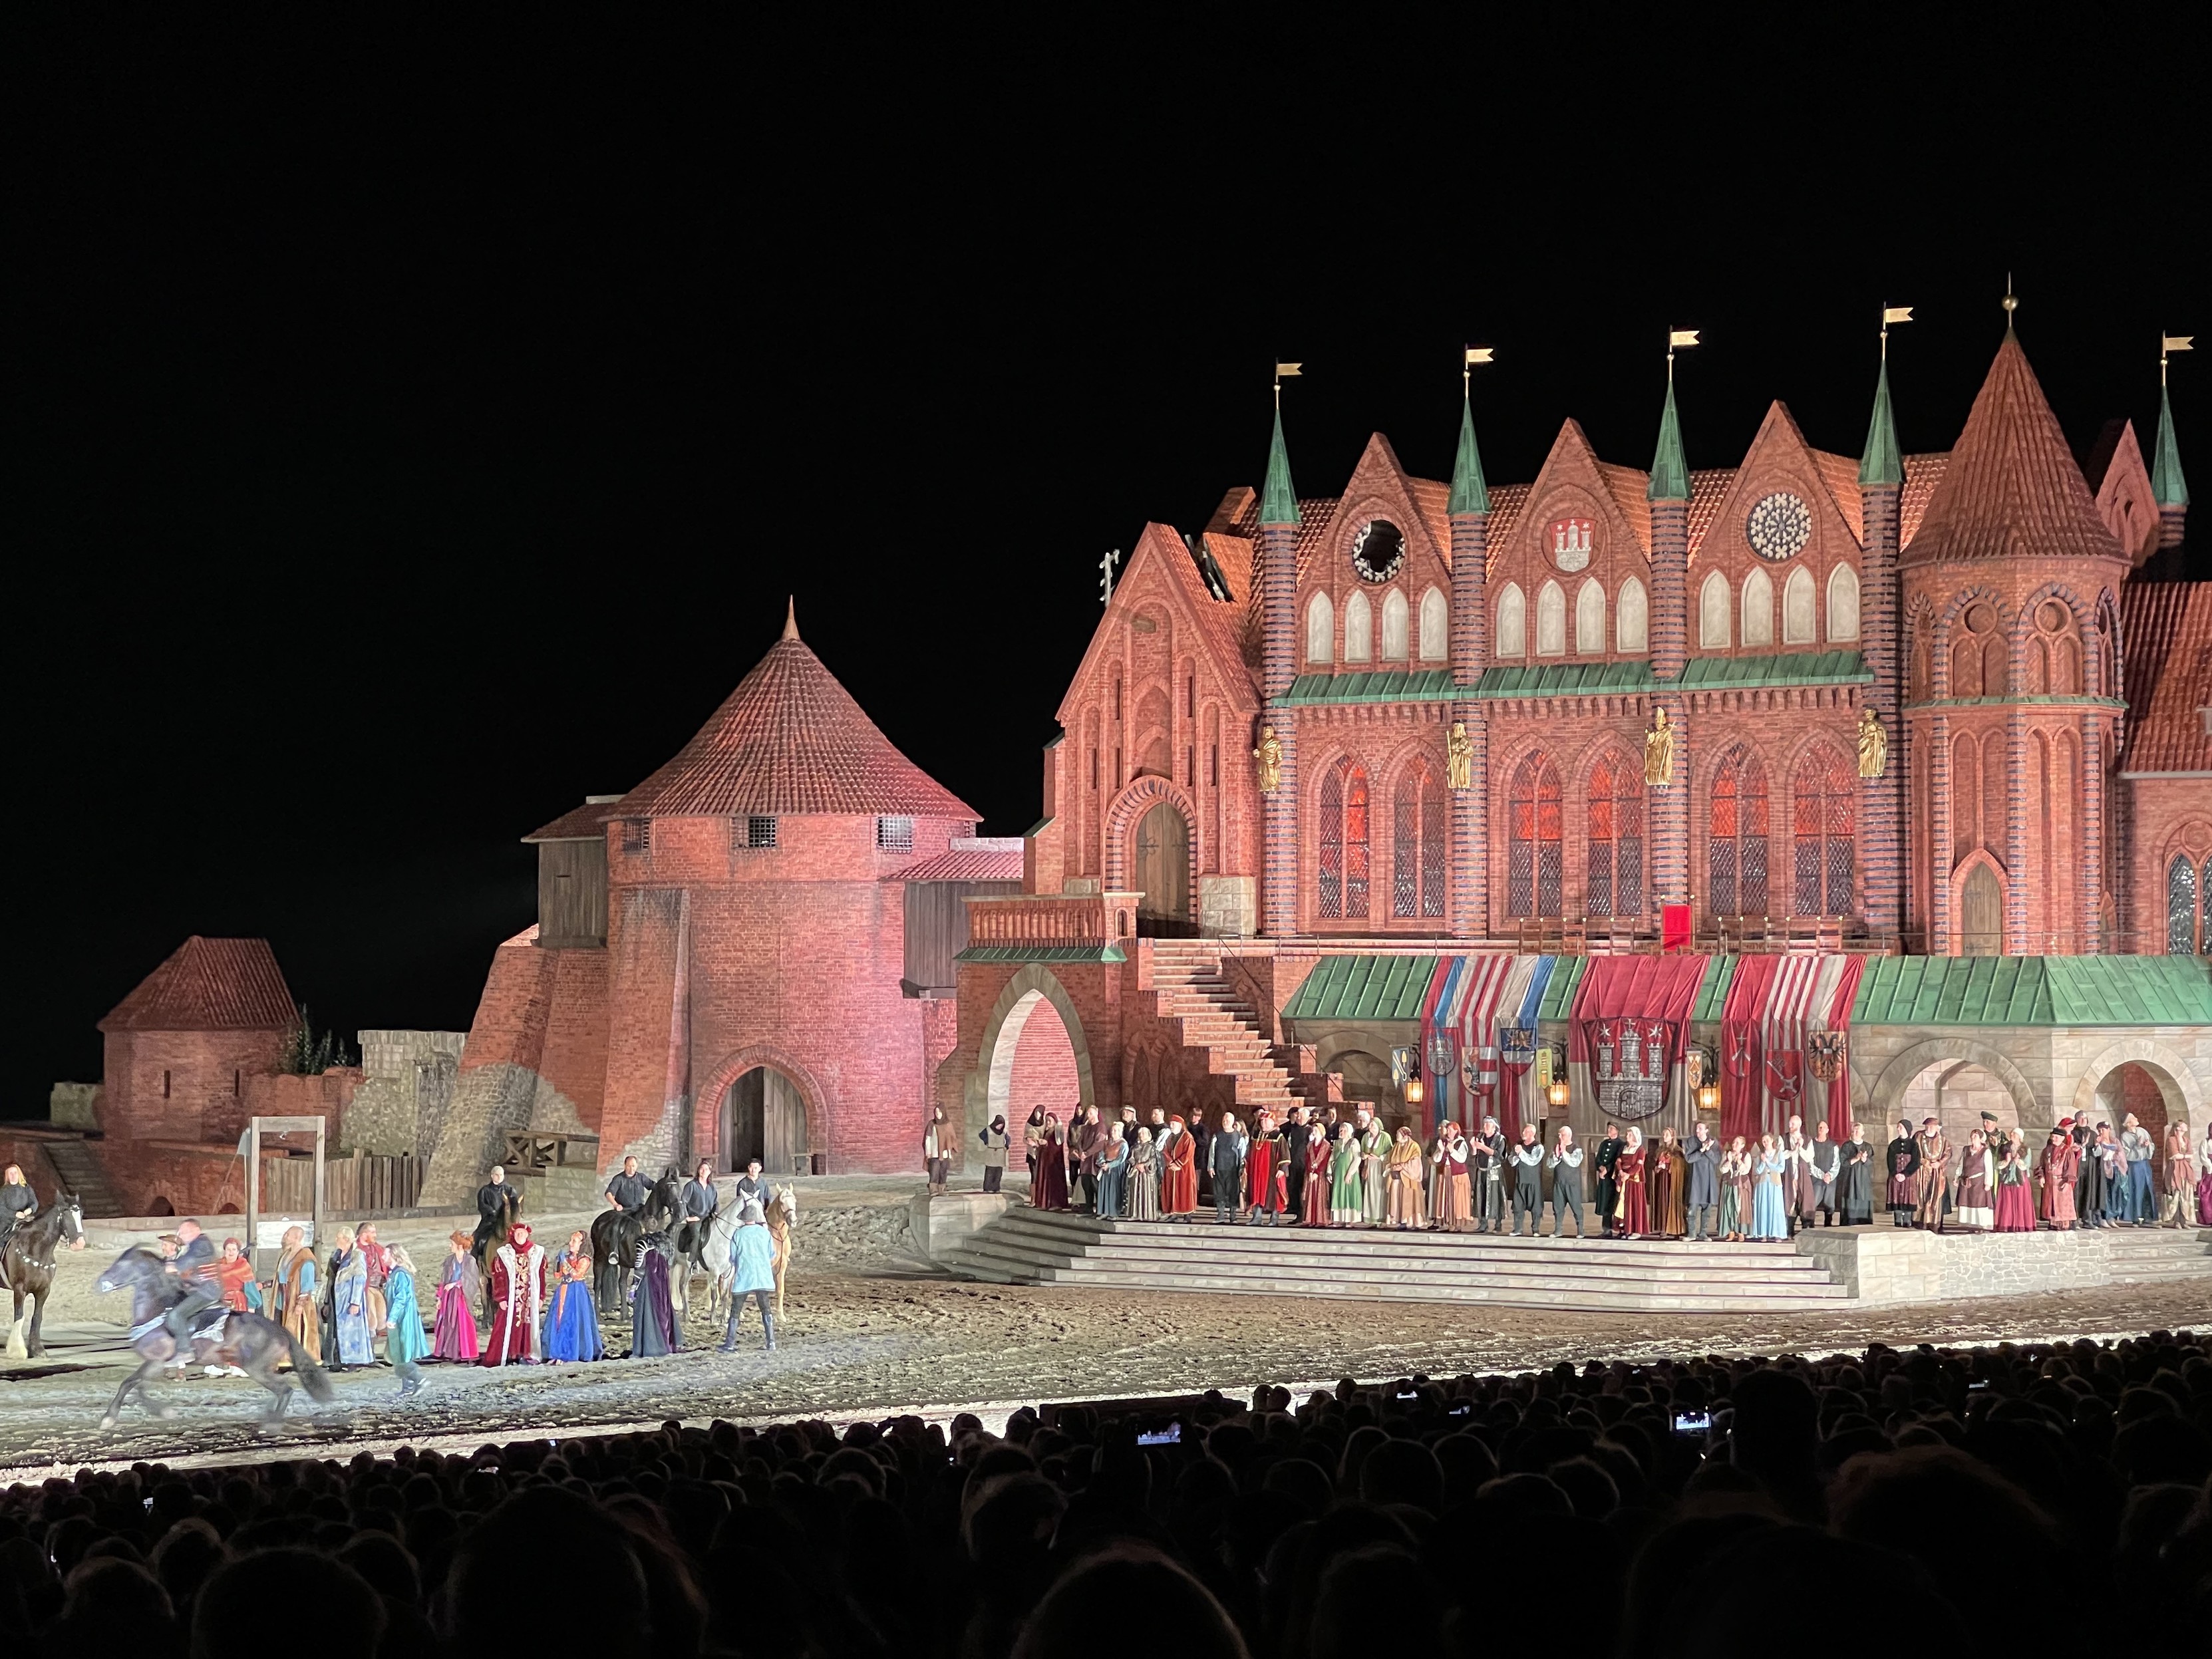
[38,1138,126,1219]
[1148,942,1325,1124]
[941,1209,1851,1314]
[2103,1227,2212,1282]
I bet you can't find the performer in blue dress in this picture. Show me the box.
[1093,1124,1130,1219]
[331,1228,374,1368]
[542,1229,604,1363]
[1751,1135,1790,1241]
[381,1245,430,1392]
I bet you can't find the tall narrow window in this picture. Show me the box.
[1586,756,1645,919]
[1507,752,1563,918]
[162,1069,172,1100]
[1791,746,1855,915]
[1783,566,1816,643]
[1418,587,1449,661]
[2171,855,2202,955]
[1391,759,1447,918]
[1380,588,1409,661]
[1575,578,1607,655]
[1317,757,1372,920]
[1617,577,1649,654]
[1496,584,1526,659]
[1306,591,1335,663]
[1536,581,1567,656]
[1742,567,1775,647]
[1344,591,1373,662]
[1708,744,1770,916]
[1827,564,1860,641]
[1700,571,1731,649]
[1187,674,1196,719]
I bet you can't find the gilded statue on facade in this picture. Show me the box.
[1253,725,1283,794]
[1446,720,1473,792]
[1857,706,1887,778]
[1644,706,1674,789]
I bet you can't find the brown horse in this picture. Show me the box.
[4,1195,84,1359]
[95,1247,335,1430]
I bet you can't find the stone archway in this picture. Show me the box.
[692,1044,829,1173]
[2069,1039,2205,1133]
[969,965,1098,1145]
[1869,1038,2046,1134]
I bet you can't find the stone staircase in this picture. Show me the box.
[2103,1227,2212,1283]
[38,1137,126,1219]
[940,1209,1852,1314]
[1148,943,1318,1123]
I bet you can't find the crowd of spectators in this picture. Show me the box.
[2,1328,2208,1658]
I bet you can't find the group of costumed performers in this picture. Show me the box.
[1889,1111,2207,1234]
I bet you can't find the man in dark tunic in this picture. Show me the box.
[162,1218,223,1355]
[1839,1126,1875,1225]
[1886,1120,1921,1225]
[1806,1122,1842,1227]
[1283,1107,1310,1223]
[1211,1114,1247,1224]
[604,1156,651,1215]
[1509,1124,1545,1236]
[476,1165,522,1230]
[732,1157,770,1215]
[1594,1124,1626,1237]
[1472,1116,1509,1234]
[1683,1121,1722,1240]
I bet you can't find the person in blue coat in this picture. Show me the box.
[381,1245,430,1394]
[717,1201,779,1352]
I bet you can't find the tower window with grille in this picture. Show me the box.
[1708,745,1770,916]
[1792,747,1855,916]
[746,816,778,849]
[875,816,913,852]
[622,819,650,853]
[1507,752,1563,919]
[1587,755,1644,919]
[1391,758,1447,919]
[1317,756,1372,920]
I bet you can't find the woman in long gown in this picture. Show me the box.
[1126,1126,1161,1221]
[1094,1124,1130,1219]
[2038,1130,2078,1229]
[1954,1130,1994,1231]
[1993,1133,2035,1233]
[2198,1125,2212,1227]
[1751,1134,1789,1241]
[382,1246,430,1368]
[1302,1124,1333,1227]
[1023,1106,1046,1193]
[1385,1125,1426,1229]
[1650,1127,1688,1239]
[1329,1122,1364,1226]
[1615,1128,1649,1238]
[331,1229,373,1368]
[542,1230,603,1362]
[432,1231,481,1361]
[2161,1122,2197,1228]
[275,1225,321,1364]
[1160,1116,1198,1216]
[480,1222,546,1366]
[1432,1124,1472,1233]
[1033,1115,1070,1211]
[629,1233,681,1358]
[1717,1137,1750,1241]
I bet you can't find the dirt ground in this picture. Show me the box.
[3,1182,2206,1479]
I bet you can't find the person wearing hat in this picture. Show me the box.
[480,1221,546,1366]
[717,1199,778,1352]
[2040,1123,2080,1229]
[1913,1116,1951,1231]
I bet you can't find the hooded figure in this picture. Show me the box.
[629,1230,681,1357]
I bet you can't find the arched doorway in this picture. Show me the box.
[1134,801,1193,936]
[722,1067,807,1176]
[2097,1062,2175,1144]
[1960,863,2002,956]
[1899,1058,2021,1147]
[986,988,1082,1130]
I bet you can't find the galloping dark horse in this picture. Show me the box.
[3,1195,84,1358]
[95,1247,334,1431]
[590,1171,681,1316]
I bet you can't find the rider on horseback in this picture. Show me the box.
[476,1164,521,1230]
[0,1164,35,1257]
[680,1159,719,1226]
[163,1218,224,1355]
[604,1156,651,1215]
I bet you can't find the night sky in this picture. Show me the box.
[10,15,2202,1110]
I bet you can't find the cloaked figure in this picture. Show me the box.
[628,1231,681,1358]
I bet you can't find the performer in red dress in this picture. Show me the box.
[1244,1110,1279,1223]
[1160,1115,1198,1215]
[480,1221,546,1366]
[1615,1128,1651,1238]
[1032,1115,1070,1211]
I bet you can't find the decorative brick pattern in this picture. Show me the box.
[1858,482,1903,933]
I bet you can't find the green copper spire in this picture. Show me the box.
[1647,378,1690,502]
[1259,407,1301,527]
[2151,384,2189,506]
[1858,358,1903,487]
[1449,394,1490,515]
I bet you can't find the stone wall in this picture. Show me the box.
[47,1084,100,1130]
[1796,1227,2122,1303]
[343,1029,466,1156]
[1850,1022,2212,1144]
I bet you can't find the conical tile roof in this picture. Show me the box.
[100,937,295,1032]
[1902,333,2124,566]
[615,617,975,820]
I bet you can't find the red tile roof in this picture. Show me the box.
[1899,454,1946,545]
[522,798,620,842]
[883,838,1027,883]
[615,623,977,820]
[1903,333,2124,567]
[2120,582,2212,774]
[100,937,296,1033]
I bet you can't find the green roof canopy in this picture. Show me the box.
[1280,670,1457,705]
[953,944,1126,965]
[1691,955,1741,1021]
[1852,956,2212,1027]
[1281,954,1438,1022]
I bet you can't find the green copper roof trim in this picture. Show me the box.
[1281,953,1440,1022]
[2152,384,2189,506]
[1691,955,1741,1022]
[1259,408,1301,528]
[1676,651,1871,688]
[1464,653,1867,700]
[1858,359,1904,487]
[1474,661,1658,697]
[1280,669,1458,705]
[1851,955,2212,1028]
[1647,380,1691,502]
[1536,955,1589,1021]
[953,943,1127,965]
[1449,396,1492,515]
[1907,696,2125,710]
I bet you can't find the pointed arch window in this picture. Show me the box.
[1343,591,1372,662]
[1700,571,1731,649]
[1792,746,1855,916]
[1392,758,1447,918]
[1317,757,1371,920]
[1575,578,1607,655]
[1418,586,1448,661]
[1380,588,1410,661]
[1536,580,1566,656]
[1496,584,1527,659]
[1827,564,1860,641]
[1617,577,1649,653]
[1708,744,1770,917]
[1506,751,1563,919]
[2170,853,2204,955]
[1782,566,1816,644]
[1586,755,1645,919]
[1742,567,1775,647]
[1305,591,1335,663]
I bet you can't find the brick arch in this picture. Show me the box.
[2068,1040,2205,1130]
[2094,587,2122,699]
[1102,774,1200,898]
[969,965,1098,1143]
[1869,1038,2045,1133]
[2010,580,2094,692]
[691,1044,830,1173]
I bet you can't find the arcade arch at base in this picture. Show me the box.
[973,965,1097,1142]
[2070,1041,2205,1139]
[1869,1039,2044,1137]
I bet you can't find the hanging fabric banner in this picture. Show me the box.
[1719,953,1863,1143]
[1567,953,1710,1135]
[1430,955,1553,1140]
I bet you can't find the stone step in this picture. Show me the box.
[1040,1269,1850,1313]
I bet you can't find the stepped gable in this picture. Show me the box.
[2119,582,2212,774]
[614,610,975,820]
[1903,332,2125,567]
[99,937,295,1032]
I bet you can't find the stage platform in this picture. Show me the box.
[935,1206,2212,1314]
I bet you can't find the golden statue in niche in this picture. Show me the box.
[1857,706,1888,778]
[1253,725,1283,793]
[1644,706,1674,789]
[1446,721,1474,791]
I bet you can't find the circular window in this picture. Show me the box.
[1350,520,1406,583]
[1746,492,1812,561]
[1965,604,1995,635]
[2039,601,2068,633]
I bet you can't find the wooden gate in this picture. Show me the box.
[259,1153,425,1216]
[1134,801,1192,935]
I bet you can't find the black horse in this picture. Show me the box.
[470,1185,522,1273]
[590,1172,682,1316]
[3,1195,84,1359]
[94,1247,335,1430]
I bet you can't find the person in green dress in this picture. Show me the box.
[1329,1122,1364,1226]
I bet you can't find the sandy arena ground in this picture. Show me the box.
[3,1177,2205,1479]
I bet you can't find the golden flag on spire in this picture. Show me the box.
[2164,335,2195,356]
[1883,306,1914,326]
[1668,329,1700,350]
[1274,361,1302,379]
[1464,347,1494,367]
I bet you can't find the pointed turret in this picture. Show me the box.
[1446,390,1491,937]
[1647,381,1692,502]
[1448,395,1490,516]
[782,595,800,640]
[1859,360,1903,487]
[1259,409,1301,528]
[2153,386,2189,508]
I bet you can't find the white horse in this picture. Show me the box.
[703,1184,797,1326]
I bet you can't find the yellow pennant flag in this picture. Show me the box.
[1274,361,1302,378]
[1883,306,1914,325]
[2164,335,2195,355]
[1464,347,1495,366]
[1668,329,1700,350]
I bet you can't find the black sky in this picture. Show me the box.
[8,13,2203,1110]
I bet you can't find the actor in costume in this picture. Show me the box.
[1160,1116,1197,1215]
[1750,1134,1788,1241]
[718,1200,778,1352]
[275,1225,321,1364]
[1434,1122,1474,1232]
[1473,1116,1509,1234]
[2163,1121,2199,1228]
[1683,1122,1721,1241]
[2198,1124,2212,1227]
[1358,1112,1391,1226]
[1782,1118,1816,1233]
[2120,1114,2156,1225]
[331,1227,373,1368]
[1072,1106,1104,1212]
[1839,1125,1874,1226]
[923,1108,950,1196]
[1329,1122,1363,1225]
[1211,1114,1247,1223]
[357,1223,391,1354]
[629,1231,681,1358]
[1385,1124,1427,1229]
[1615,1128,1649,1237]
[1547,1124,1587,1239]
[432,1231,480,1361]
[540,1229,601,1362]
[382,1245,428,1376]
[1243,1113,1279,1225]
[1594,1124,1625,1237]
[1126,1126,1161,1221]
[1913,1117,1951,1230]
[1954,1130,1994,1231]
[2038,1128,2079,1229]
[605,1155,651,1215]
[1509,1124,1545,1236]
[217,1237,255,1312]
[1718,1137,1752,1240]
[1033,1114,1070,1211]
[1303,1122,1333,1227]
[476,1163,522,1233]
[0,1164,34,1257]
[1887,1120,1921,1226]
[1282,1107,1310,1220]
[1023,1106,1046,1191]
[1993,1133,2035,1233]
[1094,1122,1129,1220]
[1649,1126,1688,1239]
[480,1221,546,1366]
[1805,1122,1841,1228]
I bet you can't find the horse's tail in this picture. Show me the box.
[277,1322,336,1403]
